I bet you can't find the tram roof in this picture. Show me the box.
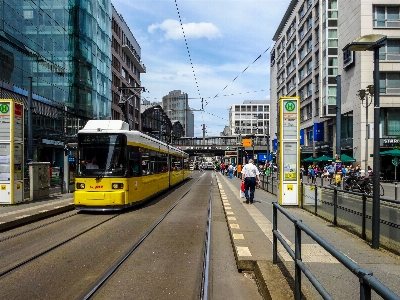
[80,120,188,157]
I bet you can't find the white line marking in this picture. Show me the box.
[237,246,252,256]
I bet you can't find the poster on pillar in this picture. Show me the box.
[279,97,300,206]
[0,99,24,204]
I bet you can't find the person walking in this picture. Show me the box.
[221,163,225,174]
[241,159,261,204]
[228,164,234,179]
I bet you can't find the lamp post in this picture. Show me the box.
[343,34,387,249]
[235,127,242,166]
[357,85,374,175]
[266,122,270,159]
[252,126,258,166]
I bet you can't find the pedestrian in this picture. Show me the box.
[241,159,261,204]
[300,165,305,180]
[228,163,234,179]
[221,163,225,174]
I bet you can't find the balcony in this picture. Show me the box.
[122,44,146,73]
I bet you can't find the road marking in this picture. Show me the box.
[228,217,236,220]
[15,215,30,219]
[230,224,239,229]
[233,234,244,239]
[236,246,252,256]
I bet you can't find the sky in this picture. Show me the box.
[111,0,290,136]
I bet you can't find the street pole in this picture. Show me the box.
[27,77,33,161]
[364,97,369,175]
[372,47,381,249]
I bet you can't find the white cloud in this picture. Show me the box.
[148,19,221,40]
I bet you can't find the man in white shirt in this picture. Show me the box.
[241,159,261,204]
[86,157,99,169]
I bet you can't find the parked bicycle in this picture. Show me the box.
[343,172,384,196]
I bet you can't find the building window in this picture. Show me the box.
[380,73,400,94]
[314,98,319,116]
[307,129,313,144]
[379,39,400,60]
[382,108,400,136]
[374,6,400,27]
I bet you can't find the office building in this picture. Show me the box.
[162,90,194,137]
[0,1,112,165]
[340,1,400,176]
[229,100,270,147]
[271,0,330,161]
[111,5,146,130]
[270,0,400,176]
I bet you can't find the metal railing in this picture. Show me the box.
[272,202,400,300]
[300,180,400,254]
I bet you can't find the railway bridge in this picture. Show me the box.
[171,136,273,163]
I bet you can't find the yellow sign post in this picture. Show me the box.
[279,97,300,205]
[0,99,24,204]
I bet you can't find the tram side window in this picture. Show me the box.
[184,158,190,170]
[141,149,150,175]
[149,150,157,174]
[171,155,182,171]
[128,146,141,176]
[160,152,168,172]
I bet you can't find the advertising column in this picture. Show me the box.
[0,99,24,204]
[279,97,300,205]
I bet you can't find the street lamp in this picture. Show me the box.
[266,122,270,159]
[343,34,387,249]
[357,85,373,176]
[252,126,258,166]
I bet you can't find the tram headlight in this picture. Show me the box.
[76,182,85,189]
[112,183,123,189]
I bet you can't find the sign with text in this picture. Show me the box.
[242,139,252,147]
[279,97,300,205]
[0,99,24,204]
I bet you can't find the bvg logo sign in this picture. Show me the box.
[285,101,295,112]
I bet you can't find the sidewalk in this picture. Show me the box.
[215,173,400,299]
[0,192,74,231]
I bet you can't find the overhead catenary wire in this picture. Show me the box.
[208,46,272,108]
[174,0,206,126]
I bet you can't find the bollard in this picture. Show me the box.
[395,182,398,200]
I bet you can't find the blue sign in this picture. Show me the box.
[300,129,304,145]
[258,153,268,161]
[273,139,278,150]
[313,122,324,141]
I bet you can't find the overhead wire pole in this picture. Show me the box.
[118,86,145,130]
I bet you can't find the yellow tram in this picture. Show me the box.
[74,120,190,211]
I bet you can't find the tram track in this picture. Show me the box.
[0,173,213,299]
[81,173,211,299]
[0,213,120,279]
[0,211,79,243]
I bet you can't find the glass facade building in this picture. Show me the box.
[0,0,111,164]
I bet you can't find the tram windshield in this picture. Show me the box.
[77,133,127,177]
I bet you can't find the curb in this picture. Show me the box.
[216,177,294,300]
[0,201,75,232]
